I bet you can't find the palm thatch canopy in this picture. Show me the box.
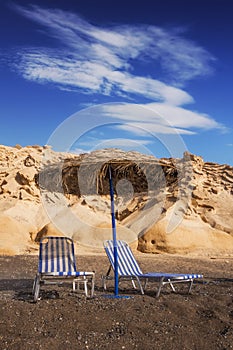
[38,149,190,198]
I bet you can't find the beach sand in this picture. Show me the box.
[0,253,232,349]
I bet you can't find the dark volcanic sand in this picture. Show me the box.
[0,253,233,349]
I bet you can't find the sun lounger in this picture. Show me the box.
[102,240,203,297]
[32,236,95,302]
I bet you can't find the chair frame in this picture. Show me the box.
[32,236,95,302]
[102,240,203,298]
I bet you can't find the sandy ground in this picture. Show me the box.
[0,253,233,350]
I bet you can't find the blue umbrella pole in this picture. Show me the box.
[108,165,119,296]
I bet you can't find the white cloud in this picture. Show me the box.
[12,4,215,107]
[95,102,226,134]
[16,49,193,104]
[9,4,226,139]
[116,123,196,136]
[144,103,223,129]
[145,26,215,83]
[70,137,154,156]
[76,137,153,148]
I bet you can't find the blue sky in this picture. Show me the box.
[1,0,233,165]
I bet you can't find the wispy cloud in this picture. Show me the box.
[17,49,192,104]
[96,102,226,134]
[8,3,226,138]
[72,137,153,151]
[11,4,215,107]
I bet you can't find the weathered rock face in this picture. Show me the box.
[137,154,233,254]
[191,158,233,234]
[0,145,41,254]
[0,145,233,256]
[0,145,77,254]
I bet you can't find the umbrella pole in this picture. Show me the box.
[108,165,119,296]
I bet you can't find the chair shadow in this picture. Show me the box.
[0,278,33,291]
[204,277,233,284]
[0,278,66,302]
[1,277,230,301]
[0,278,34,302]
[0,278,94,302]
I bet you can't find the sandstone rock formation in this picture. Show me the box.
[0,145,77,254]
[137,153,233,254]
[0,145,233,256]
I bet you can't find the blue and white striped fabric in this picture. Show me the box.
[105,240,143,276]
[104,240,203,281]
[38,236,87,276]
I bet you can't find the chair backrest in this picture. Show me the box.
[104,240,143,276]
[38,236,77,273]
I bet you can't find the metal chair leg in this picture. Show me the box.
[33,274,41,302]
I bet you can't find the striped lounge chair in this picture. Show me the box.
[102,240,203,298]
[33,236,95,302]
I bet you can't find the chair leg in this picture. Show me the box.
[33,274,41,302]
[90,276,95,297]
[84,278,88,297]
[73,277,94,297]
[73,280,76,291]
[168,279,176,292]
[101,276,107,291]
[188,279,194,294]
[73,279,81,292]
[135,276,144,295]
[156,277,165,298]
[131,278,137,289]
